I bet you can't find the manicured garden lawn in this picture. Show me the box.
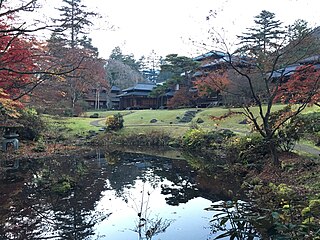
[123,109,189,125]
[44,104,319,139]
[83,110,132,118]
[43,115,100,138]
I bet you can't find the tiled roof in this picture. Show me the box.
[122,83,156,92]
[271,63,320,78]
[298,55,320,64]
[111,86,121,92]
[193,50,227,61]
[118,91,151,97]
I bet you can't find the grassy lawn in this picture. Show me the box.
[43,115,100,138]
[123,109,189,125]
[43,104,319,139]
[83,110,133,118]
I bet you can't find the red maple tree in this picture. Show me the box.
[193,69,230,97]
[0,17,38,117]
[275,64,320,106]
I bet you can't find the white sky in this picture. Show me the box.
[39,0,320,59]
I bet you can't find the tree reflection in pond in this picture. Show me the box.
[0,154,110,239]
[131,182,174,240]
[0,149,251,239]
[207,200,263,239]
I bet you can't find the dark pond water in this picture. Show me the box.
[0,148,261,239]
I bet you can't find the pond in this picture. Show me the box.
[0,148,262,239]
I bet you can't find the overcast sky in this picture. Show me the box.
[41,0,320,59]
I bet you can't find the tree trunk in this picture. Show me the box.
[269,139,279,166]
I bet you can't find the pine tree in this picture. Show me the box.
[47,0,106,110]
[53,0,97,49]
[238,10,286,55]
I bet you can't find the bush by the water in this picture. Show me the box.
[105,113,124,131]
[181,128,235,149]
[104,130,172,146]
[275,112,320,151]
[17,108,45,141]
[226,134,269,164]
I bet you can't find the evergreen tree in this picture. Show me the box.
[47,0,106,110]
[238,10,285,55]
[159,54,199,86]
[287,19,311,41]
[109,47,141,72]
[53,0,97,49]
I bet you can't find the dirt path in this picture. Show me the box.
[90,119,104,127]
[294,143,320,156]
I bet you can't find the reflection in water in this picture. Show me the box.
[131,182,174,240]
[0,148,254,239]
[0,154,110,239]
[207,200,261,239]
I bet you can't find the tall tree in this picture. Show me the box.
[139,50,162,83]
[53,0,97,49]
[238,10,286,55]
[206,10,320,165]
[160,54,199,85]
[109,46,141,72]
[105,59,144,89]
[157,54,199,108]
[47,0,107,110]
[106,47,145,89]
[0,1,53,119]
[275,64,320,106]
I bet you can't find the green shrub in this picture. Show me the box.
[273,111,320,150]
[227,134,269,164]
[182,128,208,149]
[276,118,302,152]
[33,137,46,152]
[89,113,99,118]
[297,112,320,146]
[63,108,74,117]
[182,128,235,149]
[17,108,45,141]
[105,113,124,131]
[105,130,172,146]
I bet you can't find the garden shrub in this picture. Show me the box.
[105,130,172,146]
[297,112,320,146]
[182,128,235,150]
[105,113,124,131]
[276,116,303,152]
[271,109,320,151]
[89,113,99,118]
[275,112,320,152]
[32,137,47,152]
[17,108,45,141]
[63,108,74,117]
[182,128,208,149]
[227,133,269,164]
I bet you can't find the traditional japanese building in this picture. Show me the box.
[84,87,109,109]
[118,83,157,109]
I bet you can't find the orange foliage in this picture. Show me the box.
[167,87,195,109]
[210,109,242,121]
[193,69,230,97]
[275,64,320,105]
[0,18,40,116]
